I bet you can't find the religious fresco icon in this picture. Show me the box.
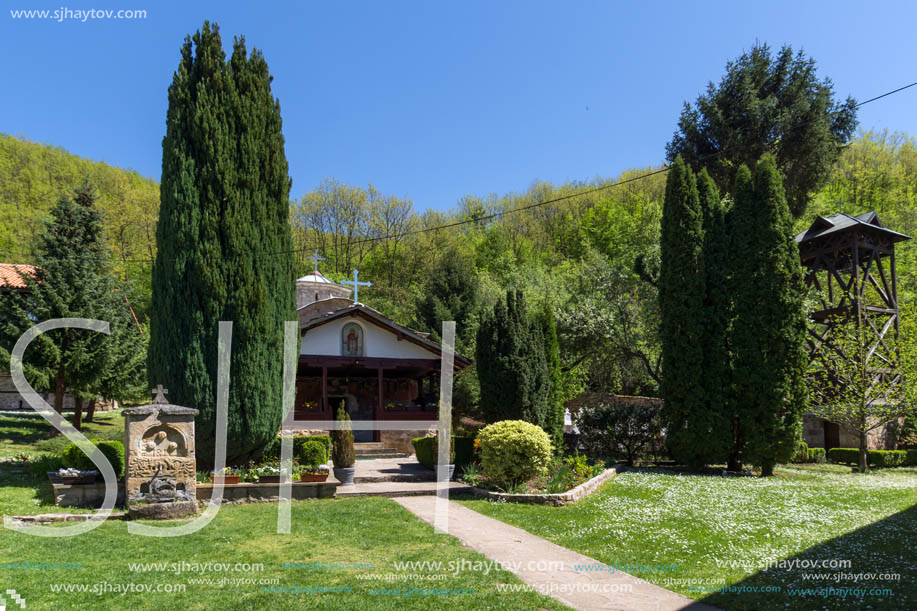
[341,322,364,357]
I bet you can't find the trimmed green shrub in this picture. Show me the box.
[827,447,908,468]
[262,435,332,461]
[827,448,859,465]
[807,447,826,464]
[907,449,917,466]
[413,434,470,469]
[477,420,553,486]
[413,437,435,469]
[298,440,328,468]
[792,441,809,463]
[871,450,907,468]
[61,440,125,478]
[577,400,663,466]
[330,407,355,468]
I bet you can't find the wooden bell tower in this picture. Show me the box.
[796,211,910,403]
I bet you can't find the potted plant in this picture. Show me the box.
[300,464,330,482]
[435,434,456,481]
[210,467,241,485]
[298,440,330,482]
[331,406,356,485]
[255,464,284,484]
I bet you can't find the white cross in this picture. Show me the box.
[341,269,371,304]
[308,249,325,273]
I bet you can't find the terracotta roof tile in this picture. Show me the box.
[0,264,39,289]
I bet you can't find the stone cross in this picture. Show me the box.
[342,269,371,304]
[308,249,325,273]
[152,384,169,405]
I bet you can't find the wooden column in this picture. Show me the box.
[376,367,384,443]
[322,366,328,415]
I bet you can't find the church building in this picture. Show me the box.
[283,265,471,453]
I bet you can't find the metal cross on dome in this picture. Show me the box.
[342,269,371,304]
[308,249,325,273]
[152,384,169,405]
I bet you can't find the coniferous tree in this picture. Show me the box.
[0,183,140,431]
[697,169,735,465]
[536,303,565,451]
[729,155,807,475]
[659,158,712,468]
[148,23,296,466]
[476,290,549,427]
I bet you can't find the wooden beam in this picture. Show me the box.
[322,366,328,415]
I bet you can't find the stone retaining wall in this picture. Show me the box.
[196,481,338,503]
[471,464,619,506]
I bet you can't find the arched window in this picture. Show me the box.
[341,322,364,357]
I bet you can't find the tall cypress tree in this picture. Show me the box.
[729,155,807,475]
[536,303,564,451]
[476,290,549,428]
[149,22,296,466]
[659,158,711,468]
[697,169,735,464]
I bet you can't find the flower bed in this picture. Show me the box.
[470,464,619,506]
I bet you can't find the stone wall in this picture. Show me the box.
[381,427,437,454]
[802,413,902,450]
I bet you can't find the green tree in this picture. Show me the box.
[697,169,736,466]
[667,43,857,217]
[536,302,564,451]
[0,183,139,431]
[476,290,549,427]
[148,22,296,466]
[659,158,713,467]
[730,155,808,475]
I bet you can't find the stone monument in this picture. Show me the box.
[123,385,199,519]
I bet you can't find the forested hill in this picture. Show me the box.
[0,133,159,307]
[1,130,916,406]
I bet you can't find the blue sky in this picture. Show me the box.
[2,1,915,212]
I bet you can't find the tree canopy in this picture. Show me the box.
[666,43,858,217]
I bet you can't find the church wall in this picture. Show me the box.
[301,318,439,360]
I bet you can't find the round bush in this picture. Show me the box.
[61,440,125,478]
[298,439,328,468]
[477,420,553,486]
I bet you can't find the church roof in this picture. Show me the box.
[296,270,343,286]
[300,302,472,368]
[795,211,911,244]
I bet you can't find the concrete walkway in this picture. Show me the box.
[395,496,716,611]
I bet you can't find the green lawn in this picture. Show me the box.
[458,464,917,610]
[0,411,565,610]
[0,497,568,610]
[0,408,124,459]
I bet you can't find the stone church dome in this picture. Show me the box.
[295,269,352,309]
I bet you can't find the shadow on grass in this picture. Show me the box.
[0,414,53,445]
[701,503,917,610]
[0,470,60,511]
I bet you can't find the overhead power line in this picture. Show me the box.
[2,79,916,266]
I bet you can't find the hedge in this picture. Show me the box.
[792,441,809,463]
[412,435,475,469]
[262,435,332,462]
[807,447,826,464]
[298,439,329,467]
[908,449,917,466]
[827,448,908,468]
[61,440,125,478]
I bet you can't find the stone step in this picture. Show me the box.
[336,482,472,497]
[355,447,398,454]
[353,442,385,450]
[353,472,437,484]
[356,452,410,459]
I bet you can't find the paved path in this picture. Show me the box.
[336,481,471,497]
[395,496,717,611]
